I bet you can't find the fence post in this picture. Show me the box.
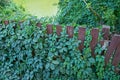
[102,25,110,40]
[47,24,53,34]
[112,35,120,66]
[78,27,86,51]
[90,28,99,57]
[19,21,24,27]
[4,20,9,25]
[105,35,120,65]
[56,25,62,36]
[66,26,74,38]
[36,22,41,28]
[99,26,110,55]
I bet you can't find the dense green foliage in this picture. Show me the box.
[0,20,120,80]
[57,0,120,33]
[0,0,120,79]
[0,0,30,22]
[0,0,11,7]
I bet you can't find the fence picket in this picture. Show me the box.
[90,28,99,57]
[105,35,120,65]
[36,22,41,28]
[78,27,86,51]
[4,20,9,25]
[112,36,120,66]
[47,24,53,34]
[66,26,74,38]
[102,25,110,40]
[56,25,62,36]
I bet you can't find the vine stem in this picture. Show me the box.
[82,0,103,25]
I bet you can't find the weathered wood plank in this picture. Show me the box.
[105,35,120,65]
[36,22,41,28]
[90,28,99,57]
[66,26,74,38]
[78,27,86,51]
[112,35,120,66]
[4,20,9,25]
[47,24,53,34]
[56,25,62,36]
[102,25,110,40]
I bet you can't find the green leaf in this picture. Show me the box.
[45,63,50,70]
[50,63,55,70]
[52,60,59,65]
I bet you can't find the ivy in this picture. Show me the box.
[0,21,119,80]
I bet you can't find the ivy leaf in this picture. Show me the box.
[89,58,95,64]
[52,60,59,65]
[45,63,50,70]
[50,63,55,70]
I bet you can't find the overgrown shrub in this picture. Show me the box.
[0,0,30,22]
[0,0,11,7]
[0,20,119,80]
[57,0,120,33]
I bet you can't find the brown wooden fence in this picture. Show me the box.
[43,24,120,71]
[3,21,120,72]
[38,23,120,69]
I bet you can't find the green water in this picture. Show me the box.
[13,0,59,18]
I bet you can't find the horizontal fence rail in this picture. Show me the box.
[1,20,120,71]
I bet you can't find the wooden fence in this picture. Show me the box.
[45,24,120,68]
[3,21,120,72]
